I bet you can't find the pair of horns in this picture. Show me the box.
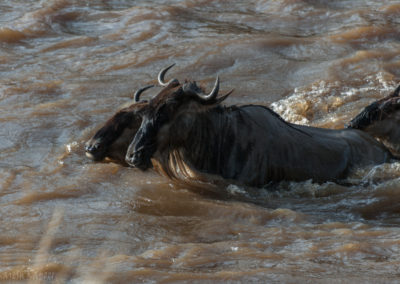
[134,64,220,102]
[133,64,177,102]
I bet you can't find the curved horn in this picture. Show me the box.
[134,85,154,102]
[195,76,219,102]
[158,63,177,86]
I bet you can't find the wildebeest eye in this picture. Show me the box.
[155,106,169,122]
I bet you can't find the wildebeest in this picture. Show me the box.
[125,65,396,187]
[85,85,153,164]
[347,85,400,155]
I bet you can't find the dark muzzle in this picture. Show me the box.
[85,141,106,161]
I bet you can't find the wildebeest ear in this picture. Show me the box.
[215,89,234,104]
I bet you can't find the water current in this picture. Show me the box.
[1,0,400,282]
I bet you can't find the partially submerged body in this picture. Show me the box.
[163,104,392,186]
[125,67,397,187]
[139,103,392,187]
[85,66,399,187]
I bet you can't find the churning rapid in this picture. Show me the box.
[1,0,400,283]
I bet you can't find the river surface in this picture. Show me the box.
[1,0,400,283]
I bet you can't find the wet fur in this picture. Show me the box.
[128,81,395,187]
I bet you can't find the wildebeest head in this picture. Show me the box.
[85,85,153,164]
[125,64,232,170]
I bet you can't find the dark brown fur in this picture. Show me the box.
[85,102,147,164]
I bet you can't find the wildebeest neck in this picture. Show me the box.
[153,105,280,183]
[153,104,392,187]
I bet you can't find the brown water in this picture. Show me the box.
[1,0,400,283]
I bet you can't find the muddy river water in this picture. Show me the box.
[1,0,400,283]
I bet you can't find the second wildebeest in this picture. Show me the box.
[85,85,153,164]
[125,65,395,187]
[347,85,400,155]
